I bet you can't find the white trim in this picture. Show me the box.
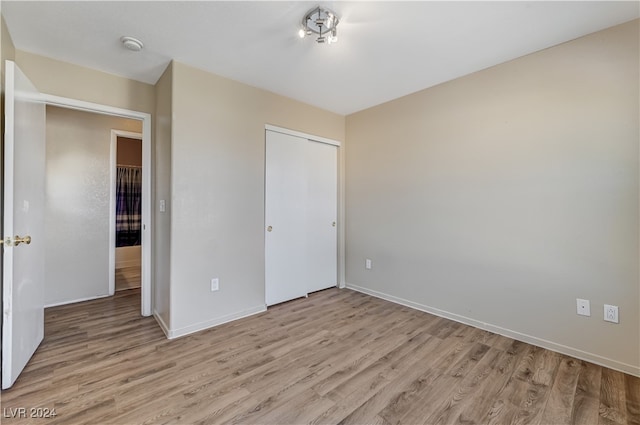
[140,117,152,317]
[112,130,144,140]
[153,310,171,339]
[2,61,17,389]
[45,294,111,309]
[43,94,149,121]
[338,141,346,288]
[265,124,341,147]
[42,93,153,317]
[108,132,117,296]
[110,130,143,296]
[166,305,267,339]
[345,282,640,378]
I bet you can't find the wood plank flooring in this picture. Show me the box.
[115,266,141,291]
[2,288,638,425]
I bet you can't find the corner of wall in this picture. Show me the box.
[343,20,639,374]
[153,60,173,332]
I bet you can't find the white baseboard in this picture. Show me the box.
[345,282,640,377]
[164,304,267,339]
[45,293,111,308]
[153,310,171,339]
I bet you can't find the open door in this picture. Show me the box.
[2,61,46,389]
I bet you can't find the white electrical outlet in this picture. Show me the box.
[604,304,619,323]
[211,278,219,292]
[365,259,372,270]
[576,298,590,316]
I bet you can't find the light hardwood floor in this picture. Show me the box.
[2,288,638,425]
[115,266,141,291]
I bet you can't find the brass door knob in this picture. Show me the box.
[13,235,31,246]
[267,226,273,232]
[0,235,31,247]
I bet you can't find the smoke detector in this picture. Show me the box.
[120,36,144,52]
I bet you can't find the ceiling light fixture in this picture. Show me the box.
[299,6,339,44]
[120,36,144,52]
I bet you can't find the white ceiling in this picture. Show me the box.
[2,1,638,115]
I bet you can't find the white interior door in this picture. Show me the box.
[265,131,309,306]
[306,141,338,293]
[2,61,46,389]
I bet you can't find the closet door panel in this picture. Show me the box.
[265,131,309,306]
[306,142,338,293]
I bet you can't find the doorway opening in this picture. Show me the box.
[111,132,143,294]
[43,94,152,317]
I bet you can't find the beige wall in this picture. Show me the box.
[1,15,15,88]
[15,50,154,114]
[1,14,16,182]
[153,62,172,329]
[45,106,141,306]
[345,20,639,374]
[168,61,345,335]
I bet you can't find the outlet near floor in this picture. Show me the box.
[211,278,219,292]
[604,304,619,323]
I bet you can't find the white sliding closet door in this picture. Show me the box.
[265,129,338,306]
[265,131,309,306]
[306,141,338,293]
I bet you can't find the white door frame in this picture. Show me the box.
[264,124,345,289]
[43,94,153,316]
[109,130,143,296]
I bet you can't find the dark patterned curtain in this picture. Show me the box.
[116,166,142,247]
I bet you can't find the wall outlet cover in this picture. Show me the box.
[604,304,619,323]
[576,298,590,316]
